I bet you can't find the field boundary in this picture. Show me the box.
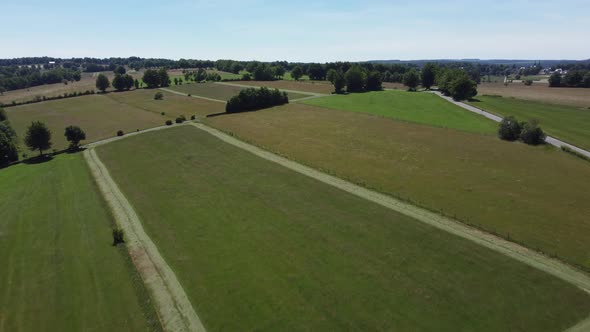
[189,122,590,294]
[159,87,227,104]
[84,148,206,332]
[434,91,590,158]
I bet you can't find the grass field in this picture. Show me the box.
[304,91,497,134]
[206,103,590,270]
[207,70,243,80]
[283,71,310,81]
[0,153,161,332]
[236,80,335,94]
[5,89,223,153]
[469,95,590,150]
[478,82,590,108]
[96,126,590,331]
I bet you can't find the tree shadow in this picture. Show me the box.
[22,154,54,165]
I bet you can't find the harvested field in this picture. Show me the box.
[235,80,335,94]
[478,82,590,108]
[0,153,161,332]
[206,103,590,270]
[97,126,590,332]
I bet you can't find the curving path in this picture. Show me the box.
[434,91,590,158]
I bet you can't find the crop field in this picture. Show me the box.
[206,103,590,270]
[0,72,115,105]
[304,91,497,134]
[469,95,590,150]
[6,94,167,151]
[96,126,590,331]
[478,82,590,108]
[0,153,160,332]
[236,80,335,94]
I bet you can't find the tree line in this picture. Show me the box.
[226,88,289,113]
[0,66,81,92]
[549,70,590,88]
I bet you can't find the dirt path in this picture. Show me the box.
[190,122,590,294]
[433,91,590,159]
[159,87,226,104]
[84,148,205,332]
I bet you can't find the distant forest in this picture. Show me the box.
[1,56,589,93]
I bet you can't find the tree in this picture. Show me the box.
[114,66,126,75]
[520,120,546,145]
[64,125,86,150]
[253,65,274,81]
[0,120,18,165]
[345,65,366,92]
[195,68,207,82]
[498,116,522,141]
[365,71,383,91]
[154,92,164,100]
[158,68,170,87]
[0,108,6,122]
[0,86,6,95]
[403,69,419,91]
[25,121,51,156]
[421,63,437,89]
[272,66,285,79]
[584,72,590,88]
[124,74,134,90]
[174,77,179,85]
[95,73,110,93]
[449,75,477,100]
[308,64,326,80]
[326,69,337,84]
[548,72,561,87]
[134,79,140,89]
[142,69,161,88]
[332,70,346,94]
[291,66,303,81]
[111,74,126,91]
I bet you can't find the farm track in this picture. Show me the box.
[434,91,590,158]
[159,87,226,103]
[83,147,205,332]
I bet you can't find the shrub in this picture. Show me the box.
[112,227,125,245]
[190,115,196,120]
[117,130,124,137]
[161,112,165,115]
[242,72,252,81]
[154,91,164,100]
[520,120,546,145]
[226,87,288,113]
[498,116,522,141]
[165,120,173,126]
[523,79,533,86]
[175,115,186,123]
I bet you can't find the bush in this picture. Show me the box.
[112,227,125,245]
[498,116,522,141]
[190,115,196,120]
[175,115,186,123]
[161,112,165,116]
[523,79,533,86]
[117,130,124,137]
[226,87,288,113]
[242,72,252,81]
[520,120,546,145]
[165,120,173,126]
[154,92,164,100]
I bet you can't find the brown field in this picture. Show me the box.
[382,82,406,90]
[478,83,590,108]
[205,103,590,270]
[236,80,335,94]
[5,88,223,152]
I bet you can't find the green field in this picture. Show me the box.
[469,95,590,150]
[4,89,223,153]
[283,71,311,81]
[304,91,498,134]
[97,126,590,331]
[206,103,590,270]
[0,153,160,332]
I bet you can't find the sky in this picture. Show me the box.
[1,0,589,62]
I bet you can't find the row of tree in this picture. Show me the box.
[226,87,289,113]
[326,65,383,93]
[549,70,590,88]
[0,66,81,92]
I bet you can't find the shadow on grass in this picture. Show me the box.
[1,147,86,170]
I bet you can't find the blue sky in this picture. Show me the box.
[2,0,589,61]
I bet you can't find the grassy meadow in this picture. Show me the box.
[0,153,161,332]
[96,126,590,332]
[469,95,590,150]
[304,90,498,134]
[206,103,590,270]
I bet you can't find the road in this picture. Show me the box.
[434,91,590,158]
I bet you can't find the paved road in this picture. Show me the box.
[434,91,590,158]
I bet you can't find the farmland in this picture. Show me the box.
[206,103,590,270]
[0,153,160,332]
[469,95,590,150]
[97,126,590,331]
[235,80,335,94]
[304,90,498,134]
[167,82,312,101]
[478,82,590,108]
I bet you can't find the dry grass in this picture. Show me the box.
[236,80,335,94]
[478,83,590,108]
[382,82,406,90]
[205,103,590,270]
